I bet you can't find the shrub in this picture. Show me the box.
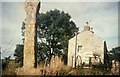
[2,60,20,75]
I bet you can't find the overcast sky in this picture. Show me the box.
[1,0,119,59]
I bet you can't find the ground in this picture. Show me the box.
[2,60,113,76]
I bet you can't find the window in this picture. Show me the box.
[78,45,82,52]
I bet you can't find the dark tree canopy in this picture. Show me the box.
[108,46,120,62]
[14,9,78,64]
[37,9,78,63]
[14,44,24,67]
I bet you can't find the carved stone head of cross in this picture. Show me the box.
[24,0,40,24]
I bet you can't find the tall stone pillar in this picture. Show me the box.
[23,0,40,68]
[16,0,41,75]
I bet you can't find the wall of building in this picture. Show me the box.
[68,30,105,67]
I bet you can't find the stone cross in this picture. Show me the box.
[23,0,40,68]
[16,0,41,75]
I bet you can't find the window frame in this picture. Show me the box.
[78,45,82,52]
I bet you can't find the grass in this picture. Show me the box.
[2,60,19,75]
[67,67,111,76]
[1,59,114,76]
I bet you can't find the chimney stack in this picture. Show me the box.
[84,22,90,31]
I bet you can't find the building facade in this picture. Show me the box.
[67,22,108,67]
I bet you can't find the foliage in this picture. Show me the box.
[108,46,120,61]
[14,44,24,67]
[106,46,120,70]
[2,56,11,70]
[37,9,78,63]
[15,9,78,65]
[2,57,111,76]
[40,56,110,76]
[2,59,20,75]
[41,56,72,76]
[67,67,110,75]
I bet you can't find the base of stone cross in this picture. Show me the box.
[16,67,42,75]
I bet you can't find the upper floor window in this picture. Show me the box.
[78,45,82,52]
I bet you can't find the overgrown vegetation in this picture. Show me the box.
[2,57,20,75]
[1,59,117,76]
[108,46,120,62]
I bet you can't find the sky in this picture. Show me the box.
[0,0,119,59]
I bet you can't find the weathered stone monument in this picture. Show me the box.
[16,0,41,75]
[23,0,40,69]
